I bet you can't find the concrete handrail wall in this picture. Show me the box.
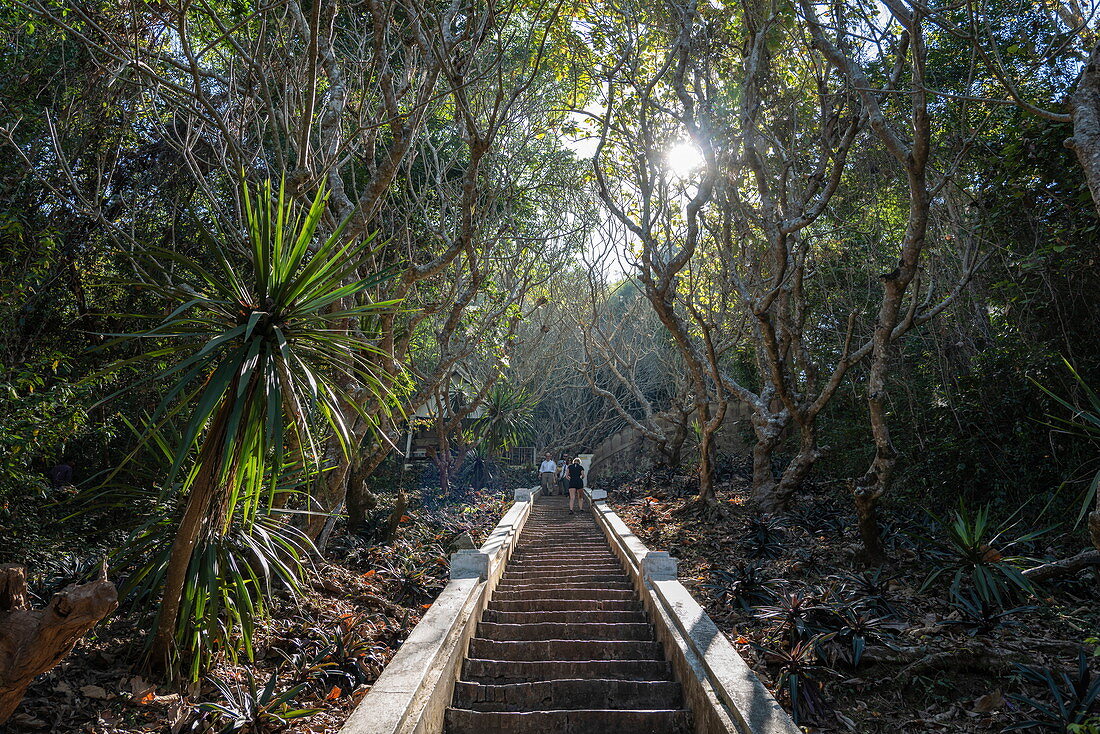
[585,489,800,734]
[341,486,542,734]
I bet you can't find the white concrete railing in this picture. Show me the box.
[586,489,801,734]
[340,486,542,734]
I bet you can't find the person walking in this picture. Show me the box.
[566,458,587,514]
[538,453,558,497]
[558,458,569,496]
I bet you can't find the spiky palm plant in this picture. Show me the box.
[469,383,534,457]
[106,178,399,676]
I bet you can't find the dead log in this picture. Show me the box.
[1022,550,1100,583]
[0,564,118,724]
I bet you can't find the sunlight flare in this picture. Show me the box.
[665,140,705,177]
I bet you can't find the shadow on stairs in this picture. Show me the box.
[443,496,692,734]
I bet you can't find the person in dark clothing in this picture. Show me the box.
[566,458,587,514]
[48,459,74,489]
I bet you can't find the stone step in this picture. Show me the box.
[491,588,636,602]
[452,679,683,711]
[517,538,607,544]
[507,561,622,571]
[518,540,606,544]
[481,609,647,625]
[513,551,611,557]
[488,598,641,613]
[476,622,654,641]
[502,571,629,582]
[462,658,674,683]
[443,708,693,734]
[513,549,617,557]
[494,581,634,593]
[468,638,664,661]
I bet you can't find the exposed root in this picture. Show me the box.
[1023,549,1100,582]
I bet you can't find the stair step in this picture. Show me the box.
[481,609,647,624]
[468,638,663,661]
[495,581,634,592]
[444,497,692,734]
[511,555,620,563]
[452,679,683,711]
[489,598,641,612]
[507,563,623,572]
[476,622,654,641]
[492,588,635,601]
[503,572,629,582]
[444,708,692,734]
[463,658,673,683]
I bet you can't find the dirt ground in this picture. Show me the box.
[605,474,1099,733]
[3,487,511,734]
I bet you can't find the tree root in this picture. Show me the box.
[1022,549,1100,582]
[862,642,1024,679]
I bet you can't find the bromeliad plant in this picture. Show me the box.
[1006,650,1100,732]
[104,178,400,677]
[920,502,1043,607]
[197,669,319,734]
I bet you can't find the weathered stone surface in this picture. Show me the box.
[449,550,490,581]
[481,609,646,625]
[444,708,692,734]
[475,621,654,642]
[468,638,663,661]
[642,551,678,581]
[490,588,635,602]
[453,679,682,711]
[445,497,693,734]
[462,658,673,683]
[488,598,641,613]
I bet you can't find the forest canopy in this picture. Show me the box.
[1,0,1098,731]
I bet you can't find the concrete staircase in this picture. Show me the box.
[444,496,693,734]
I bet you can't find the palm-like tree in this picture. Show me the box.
[111,179,398,675]
[470,383,535,458]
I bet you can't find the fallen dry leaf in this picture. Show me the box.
[80,684,109,700]
[971,690,1004,713]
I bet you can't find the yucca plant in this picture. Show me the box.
[469,383,535,457]
[920,502,1044,607]
[1033,359,1100,550]
[102,178,400,677]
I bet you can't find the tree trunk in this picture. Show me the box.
[1089,491,1100,551]
[148,399,234,675]
[380,490,407,542]
[749,412,786,510]
[306,435,357,538]
[1066,41,1100,218]
[766,422,820,512]
[695,402,716,506]
[346,446,387,529]
[852,482,886,566]
[0,566,117,723]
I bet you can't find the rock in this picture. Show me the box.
[450,532,476,551]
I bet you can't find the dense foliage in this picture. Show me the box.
[0,0,1097,730]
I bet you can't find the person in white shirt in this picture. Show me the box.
[538,453,558,496]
